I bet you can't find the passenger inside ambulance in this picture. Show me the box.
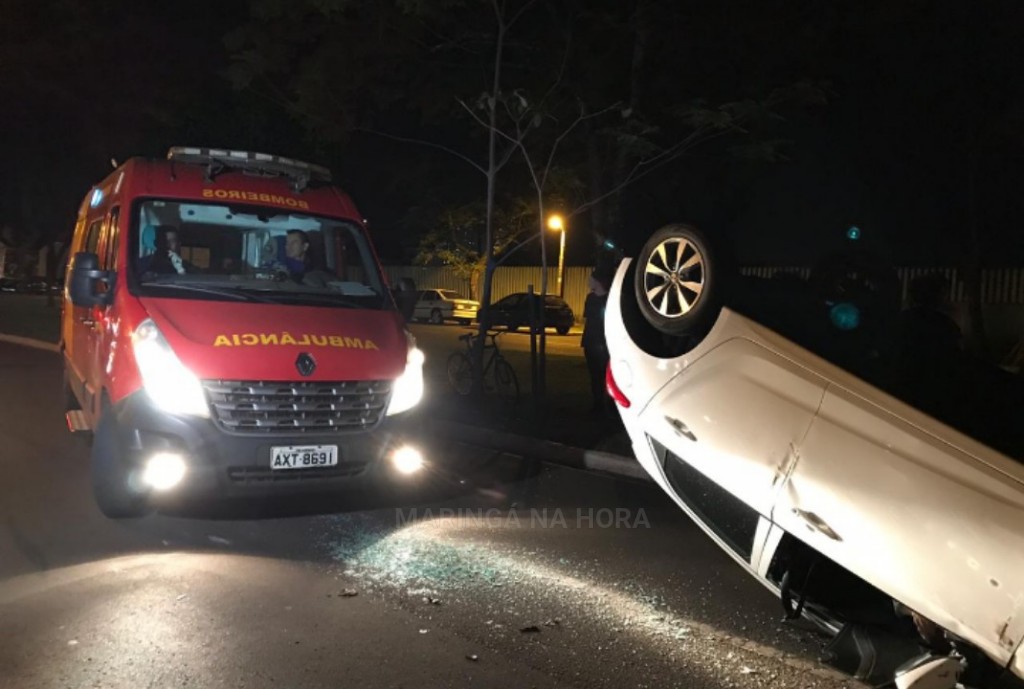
[138,225,197,276]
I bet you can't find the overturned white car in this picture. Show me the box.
[605,223,1024,689]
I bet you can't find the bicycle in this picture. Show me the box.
[447,330,520,404]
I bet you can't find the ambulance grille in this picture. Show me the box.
[202,380,392,434]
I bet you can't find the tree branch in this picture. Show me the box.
[538,18,572,111]
[541,102,621,189]
[458,98,522,149]
[571,126,733,217]
[506,0,540,31]
[457,97,497,133]
[354,127,486,175]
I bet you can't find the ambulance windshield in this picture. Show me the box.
[129,200,388,308]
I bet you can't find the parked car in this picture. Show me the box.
[481,292,575,335]
[15,278,48,293]
[413,288,479,325]
[605,223,1024,689]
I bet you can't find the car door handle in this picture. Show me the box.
[665,416,697,442]
[792,509,842,542]
[79,316,95,327]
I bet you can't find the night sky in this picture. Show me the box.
[2,0,1023,267]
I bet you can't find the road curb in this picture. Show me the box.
[0,334,59,353]
[0,332,646,482]
[433,420,649,482]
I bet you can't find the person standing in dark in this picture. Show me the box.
[581,268,613,415]
[893,272,963,421]
[395,277,418,322]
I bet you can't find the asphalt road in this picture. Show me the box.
[0,342,858,689]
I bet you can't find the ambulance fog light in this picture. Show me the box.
[391,446,424,475]
[142,452,187,491]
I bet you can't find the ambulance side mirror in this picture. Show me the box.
[69,252,114,308]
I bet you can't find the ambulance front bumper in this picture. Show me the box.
[106,390,426,500]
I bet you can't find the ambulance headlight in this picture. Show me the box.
[387,342,425,416]
[132,319,210,417]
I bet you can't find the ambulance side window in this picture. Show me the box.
[84,220,103,254]
[101,207,120,270]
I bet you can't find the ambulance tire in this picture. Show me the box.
[91,407,151,519]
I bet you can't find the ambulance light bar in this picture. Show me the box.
[167,147,332,186]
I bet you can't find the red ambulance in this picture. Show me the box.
[62,147,426,518]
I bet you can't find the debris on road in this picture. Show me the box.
[419,629,430,634]
[520,625,541,634]
[466,654,479,662]
[340,589,359,597]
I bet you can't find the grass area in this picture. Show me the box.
[0,294,61,343]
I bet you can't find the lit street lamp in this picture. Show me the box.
[547,214,566,297]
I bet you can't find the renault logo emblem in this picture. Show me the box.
[295,353,316,377]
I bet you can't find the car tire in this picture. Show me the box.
[507,322,521,332]
[457,318,471,326]
[429,309,444,325]
[556,325,570,335]
[633,223,731,340]
[91,406,150,519]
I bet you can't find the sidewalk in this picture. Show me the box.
[0,294,642,480]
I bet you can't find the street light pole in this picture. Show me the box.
[557,226,566,298]
[547,214,566,298]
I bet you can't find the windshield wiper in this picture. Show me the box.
[238,290,381,309]
[140,282,276,303]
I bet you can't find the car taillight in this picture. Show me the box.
[606,363,631,408]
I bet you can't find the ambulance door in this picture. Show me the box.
[69,218,104,413]
[86,207,120,413]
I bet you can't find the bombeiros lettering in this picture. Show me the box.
[213,333,378,350]
[201,188,310,210]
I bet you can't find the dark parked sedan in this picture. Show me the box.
[480,292,575,335]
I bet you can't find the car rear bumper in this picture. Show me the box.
[106,389,426,501]
[451,307,476,320]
